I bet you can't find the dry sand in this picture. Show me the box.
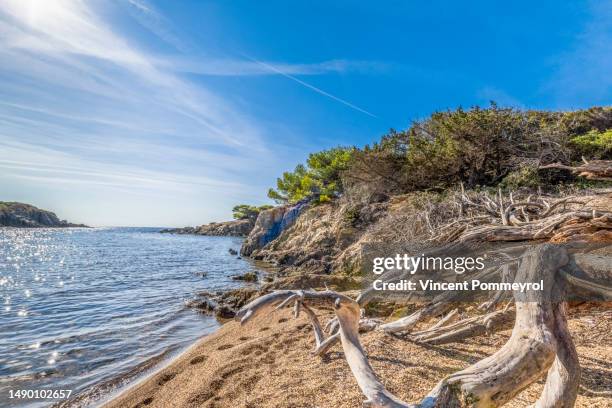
[103,304,611,408]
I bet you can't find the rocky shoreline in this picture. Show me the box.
[0,202,88,228]
[160,218,254,237]
[184,188,612,321]
[102,185,612,408]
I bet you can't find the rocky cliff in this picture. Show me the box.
[239,189,612,279]
[242,197,389,275]
[161,218,254,237]
[209,188,612,318]
[240,201,308,256]
[0,202,87,228]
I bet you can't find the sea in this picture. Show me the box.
[0,227,263,407]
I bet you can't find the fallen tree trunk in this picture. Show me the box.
[540,159,612,181]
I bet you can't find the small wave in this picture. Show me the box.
[51,347,177,408]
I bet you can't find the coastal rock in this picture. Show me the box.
[160,226,196,234]
[0,202,87,228]
[214,306,236,320]
[160,218,254,237]
[184,298,216,313]
[241,201,308,256]
[232,271,258,282]
[188,288,260,320]
[243,190,612,282]
[248,199,388,275]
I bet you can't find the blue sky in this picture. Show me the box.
[0,0,610,227]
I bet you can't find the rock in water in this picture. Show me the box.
[231,272,258,282]
[160,218,254,236]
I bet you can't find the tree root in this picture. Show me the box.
[409,307,514,345]
[379,301,454,334]
[455,210,611,243]
[428,187,611,245]
[237,244,590,407]
[421,308,460,331]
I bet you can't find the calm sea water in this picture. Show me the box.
[0,227,260,408]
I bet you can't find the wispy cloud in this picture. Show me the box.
[0,0,264,147]
[0,0,276,225]
[0,0,381,225]
[127,0,153,14]
[125,0,193,52]
[161,57,388,77]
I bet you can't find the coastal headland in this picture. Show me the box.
[0,202,88,228]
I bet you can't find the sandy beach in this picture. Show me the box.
[103,302,611,408]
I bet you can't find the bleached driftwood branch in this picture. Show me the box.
[236,244,609,407]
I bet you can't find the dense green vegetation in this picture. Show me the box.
[267,147,354,204]
[232,204,273,221]
[236,105,611,217]
[343,105,612,196]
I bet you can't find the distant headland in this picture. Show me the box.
[0,202,88,228]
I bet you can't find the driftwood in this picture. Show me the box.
[429,188,612,244]
[237,245,609,407]
[376,264,511,335]
[540,158,612,181]
[379,301,453,334]
[409,306,514,345]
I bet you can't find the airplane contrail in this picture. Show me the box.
[245,56,378,118]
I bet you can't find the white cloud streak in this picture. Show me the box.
[0,0,276,226]
[245,57,378,118]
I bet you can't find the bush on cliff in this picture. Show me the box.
[268,147,354,204]
[260,105,611,210]
[232,204,273,221]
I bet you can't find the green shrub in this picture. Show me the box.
[499,166,541,190]
[266,106,612,207]
[345,105,612,195]
[342,206,360,226]
[569,129,612,159]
